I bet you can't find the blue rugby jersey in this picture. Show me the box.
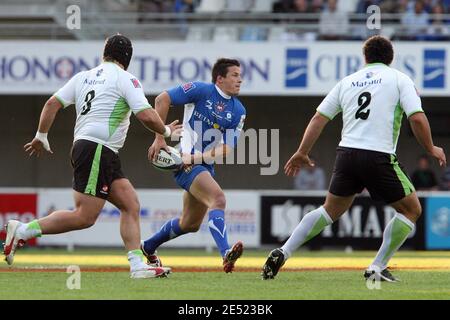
[167,81,246,167]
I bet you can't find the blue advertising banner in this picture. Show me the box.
[425,197,450,249]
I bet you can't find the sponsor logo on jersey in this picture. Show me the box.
[193,110,225,131]
[182,82,195,93]
[96,69,103,77]
[351,78,382,87]
[84,78,106,85]
[285,49,308,88]
[131,78,141,88]
[214,101,226,113]
[423,49,446,88]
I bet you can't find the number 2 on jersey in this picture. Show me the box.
[355,92,371,120]
[81,90,95,115]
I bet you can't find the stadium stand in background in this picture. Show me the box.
[1,0,450,41]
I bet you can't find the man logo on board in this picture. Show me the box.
[423,49,446,88]
[285,49,308,88]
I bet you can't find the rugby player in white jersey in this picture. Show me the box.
[262,36,446,282]
[3,34,182,279]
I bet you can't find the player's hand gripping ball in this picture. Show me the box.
[151,146,183,171]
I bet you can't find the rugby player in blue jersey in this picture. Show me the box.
[141,58,246,273]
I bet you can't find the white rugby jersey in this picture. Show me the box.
[317,63,424,155]
[54,62,152,153]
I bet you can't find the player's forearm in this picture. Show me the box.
[153,92,171,139]
[37,96,62,133]
[137,108,167,135]
[409,113,435,153]
[297,112,329,155]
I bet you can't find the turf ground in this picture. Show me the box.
[0,248,449,300]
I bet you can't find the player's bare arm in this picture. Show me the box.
[136,108,181,145]
[285,112,329,177]
[148,91,173,161]
[23,95,62,157]
[408,112,447,167]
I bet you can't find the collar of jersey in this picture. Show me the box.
[102,61,120,69]
[364,62,388,68]
[215,85,231,100]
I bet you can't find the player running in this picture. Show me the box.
[141,58,246,273]
[3,34,181,279]
[262,35,446,282]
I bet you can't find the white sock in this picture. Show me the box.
[127,249,146,271]
[17,220,42,240]
[368,213,414,272]
[281,206,333,259]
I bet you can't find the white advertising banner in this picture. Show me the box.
[37,188,260,248]
[0,41,448,96]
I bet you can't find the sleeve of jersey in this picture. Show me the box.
[316,82,342,120]
[167,81,206,106]
[399,75,424,118]
[53,73,80,108]
[119,74,152,114]
[223,107,246,149]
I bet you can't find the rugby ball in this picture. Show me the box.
[151,146,182,171]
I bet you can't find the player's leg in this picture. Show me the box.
[263,147,361,279]
[142,166,231,257]
[179,190,209,232]
[365,154,418,282]
[141,166,210,257]
[366,193,420,281]
[108,178,141,251]
[106,178,170,278]
[282,192,354,258]
[142,190,207,257]
[3,191,105,265]
[40,191,105,233]
[261,193,354,279]
[188,171,230,256]
[187,171,244,272]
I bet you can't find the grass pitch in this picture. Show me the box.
[0,248,449,300]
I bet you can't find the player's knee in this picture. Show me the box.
[398,202,422,221]
[410,203,422,219]
[322,204,345,221]
[212,193,226,209]
[124,200,140,217]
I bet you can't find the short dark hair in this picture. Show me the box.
[211,58,240,83]
[103,34,133,70]
[363,35,394,65]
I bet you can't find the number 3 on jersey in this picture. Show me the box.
[81,90,95,115]
[355,92,371,120]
